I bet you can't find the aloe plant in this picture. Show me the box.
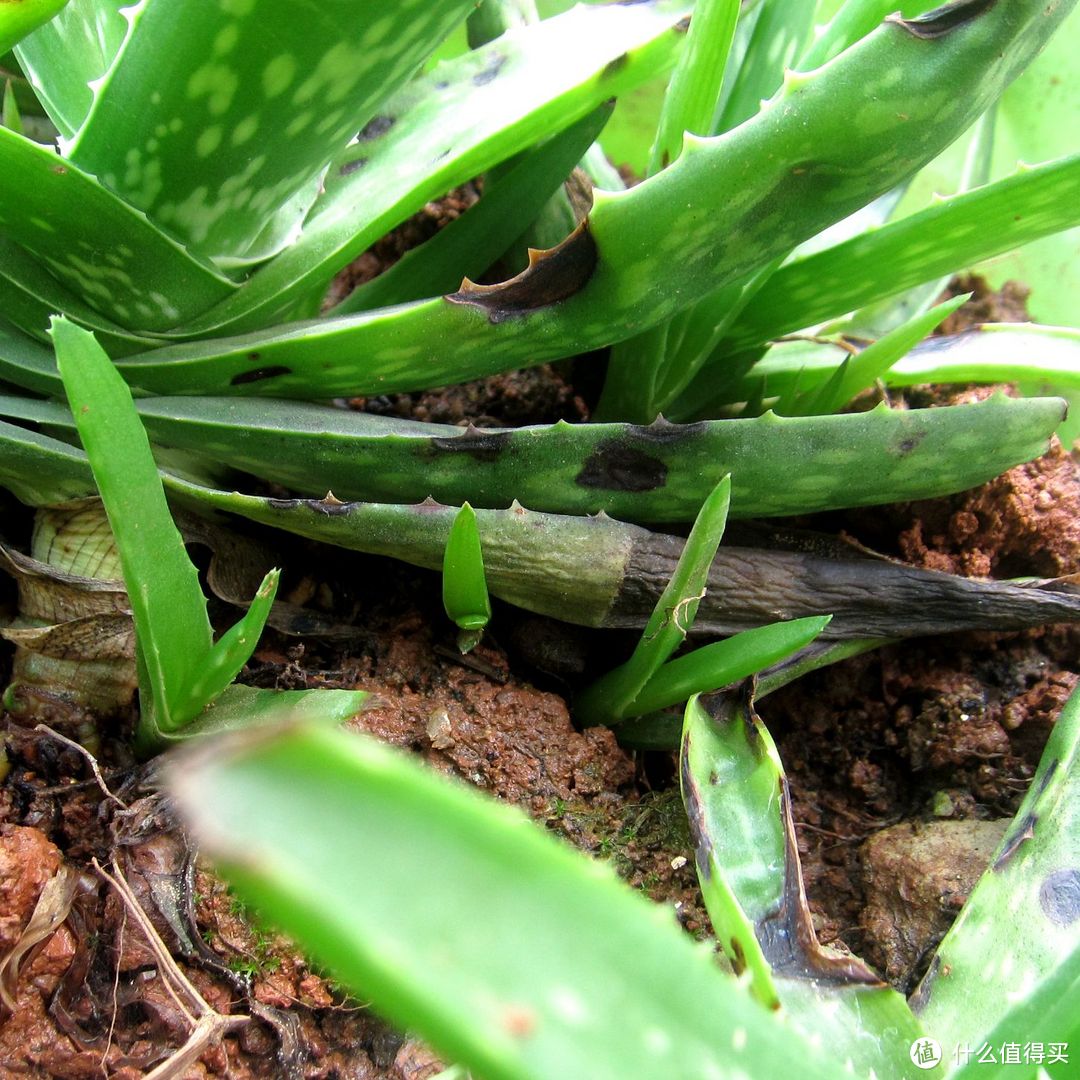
[0,0,1076,743]
[1,0,1079,1074]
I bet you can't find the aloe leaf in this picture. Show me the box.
[648,0,737,173]
[167,722,839,1080]
[13,0,127,141]
[442,503,491,650]
[466,0,537,46]
[948,939,1080,1079]
[0,319,64,395]
[159,479,1080,642]
[49,317,216,737]
[172,568,280,725]
[912,681,1080,1061]
[333,103,611,315]
[681,690,938,1077]
[724,153,1080,351]
[735,324,1080,406]
[778,294,968,416]
[0,242,156,355]
[173,0,692,336]
[0,126,235,331]
[2,79,21,134]
[123,0,1076,392]
[0,418,96,505]
[713,0,815,133]
[5,419,1080,645]
[161,683,369,745]
[842,106,997,340]
[976,3,1080,327]
[64,0,478,265]
[119,393,1066,523]
[574,477,730,727]
[627,616,829,718]
[799,0,938,68]
[0,0,69,62]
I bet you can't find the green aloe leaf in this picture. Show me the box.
[48,317,282,749]
[0,0,70,62]
[333,102,611,315]
[777,294,968,416]
[913,681,1080,1066]
[121,0,1076,392]
[648,0,737,174]
[166,722,839,1080]
[442,502,491,651]
[164,683,368,744]
[626,616,829,718]
[173,0,692,335]
[0,241,156,353]
[738,324,1080,407]
[123,393,1067,523]
[0,125,235,331]
[975,3,1080,327]
[575,477,731,727]
[65,0,477,265]
[948,939,1080,1079]
[51,317,216,733]
[0,390,1067,523]
[14,0,127,141]
[2,79,22,134]
[681,689,938,1077]
[724,154,1080,351]
[713,0,815,134]
[0,417,96,505]
[0,319,65,395]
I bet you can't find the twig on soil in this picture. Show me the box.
[92,858,248,1079]
[34,725,128,809]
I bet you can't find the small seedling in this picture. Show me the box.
[442,502,492,654]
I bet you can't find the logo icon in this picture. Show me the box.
[910,1038,943,1070]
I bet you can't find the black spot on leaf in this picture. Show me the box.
[357,115,395,141]
[431,426,512,461]
[576,440,666,492]
[339,157,368,176]
[230,365,291,386]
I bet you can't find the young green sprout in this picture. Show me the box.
[442,502,492,654]
[49,316,367,754]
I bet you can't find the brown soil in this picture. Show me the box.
[2,267,1078,1076]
